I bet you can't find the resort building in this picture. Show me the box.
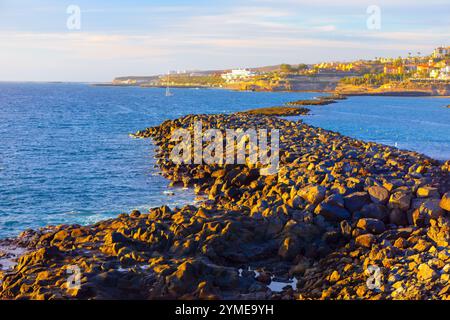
[404,64,417,73]
[430,69,440,79]
[438,66,450,80]
[221,69,256,83]
[383,65,403,75]
[432,46,450,58]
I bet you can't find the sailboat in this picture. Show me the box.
[165,71,174,97]
[165,86,173,97]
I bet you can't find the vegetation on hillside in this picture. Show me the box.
[340,73,410,86]
[161,74,225,86]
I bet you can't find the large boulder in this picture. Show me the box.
[417,263,437,282]
[388,192,412,211]
[359,203,388,221]
[314,203,351,222]
[278,236,300,260]
[355,234,376,248]
[367,186,390,204]
[356,218,386,234]
[166,261,199,295]
[440,192,450,211]
[416,186,439,198]
[427,218,450,247]
[389,209,408,226]
[344,192,370,213]
[419,199,444,220]
[297,185,326,205]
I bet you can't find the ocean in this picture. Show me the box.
[0,83,449,238]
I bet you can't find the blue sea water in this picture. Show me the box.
[0,83,319,238]
[0,83,449,238]
[298,96,450,160]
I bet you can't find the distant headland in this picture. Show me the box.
[101,46,450,96]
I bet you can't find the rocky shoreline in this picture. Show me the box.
[1,100,449,300]
[240,106,311,116]
[286,95,347,106]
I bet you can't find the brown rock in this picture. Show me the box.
[130,210,141,218]
[344,192,370,213]
[440,192,450,211]
[297,185,326,205]
[328,270,341,283]
[368,186,389,204]
[356,218,386,234]
[416,186,439,198]
[389,209,408,226]
[417,263,437,282]
[388,192,411,211]
[419,199,444,220]
[314,203,351,222]
[412,209,428,227]
[355,234,376,248]
[278,237,300,260]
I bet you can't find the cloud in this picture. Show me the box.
[0,32,169,60]
[0,0,449,81]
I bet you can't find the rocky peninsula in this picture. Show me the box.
[1,99,449,300]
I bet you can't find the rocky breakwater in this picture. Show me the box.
[240,106,310,116]
[1,107,450,300]
[286,95,347,107]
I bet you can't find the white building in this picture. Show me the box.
[438,66,450,80]
[430,69,440,79]
[432,46,450,58]
[221,69,256,82]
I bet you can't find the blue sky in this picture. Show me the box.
[0,0,449,81]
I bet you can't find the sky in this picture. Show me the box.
[0,0,449,82]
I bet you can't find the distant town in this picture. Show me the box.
[110,46,450,96]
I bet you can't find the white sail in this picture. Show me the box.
[165,71,174,96]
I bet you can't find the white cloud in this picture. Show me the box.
[0,1,448,81]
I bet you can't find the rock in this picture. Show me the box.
[389,209,408,226]
[427,219,450,247]
[393,237,408,249]
[419,199,444,220]
[104,231,130,245]
[129,210,141,218]
[388,192,411,211]
[166,261,198,294]
[356,218,386,234]
[278,237,300,261]
[417,263,437,282]
[340,220,352,238]
[324,193,345,207]
[314,203,351,222]
[367,186,389,204]
[416,187,439,198]
[355,234,376,248]
[359,203,388,220]
[412,209,428,227]
[412,239,431,252]
[289,258,310,276]
[440,192,450,211]
[256,272,271,285]
[328,270,341,283]
[53,230,70,242]
[16,246,62,271]
[297,185,326,205]
[344,192,370,213]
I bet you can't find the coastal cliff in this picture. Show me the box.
[1,102,449,300]
[336,81,450,96]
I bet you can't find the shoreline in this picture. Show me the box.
[92,82,450,97]
[1,97,449,300]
